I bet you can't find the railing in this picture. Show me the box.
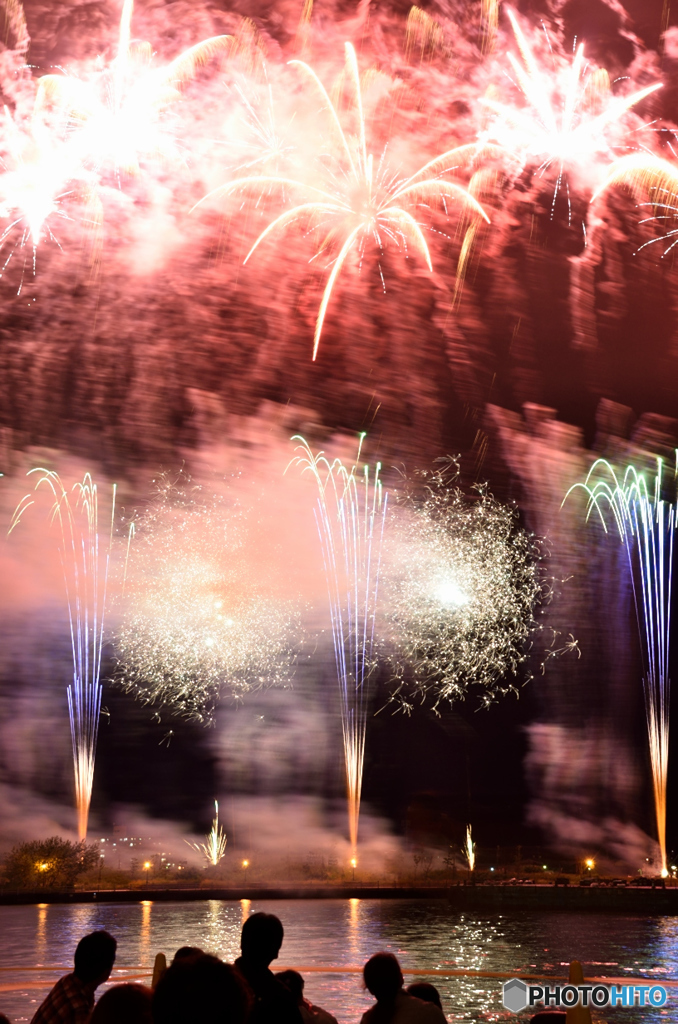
[2,961,678,993]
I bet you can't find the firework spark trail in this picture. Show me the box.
[405,7,448,64]
[565,458,676,877]
[187,800,228,866]
[382,460,541,710]
[592,154,678,257]
[220,69,300,182]
[482,9,662,209]
[592,152,678,204]
[480,0,499,56]
[194,42,490,360]
[115,474,299,724]
[289,436,387,856]
[463,824,475,871]
[10,470,116,840]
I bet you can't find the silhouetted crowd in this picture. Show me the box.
[0,913,567,1024]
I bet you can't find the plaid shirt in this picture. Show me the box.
[31,973,94,1024]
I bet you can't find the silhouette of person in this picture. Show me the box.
[89,983,152,1024]
[360,954,446,1024]
[171,947,204,963]
[277,968,339,1024]
[405,984,443,1011]
[234,913,302,1024]
[31,930,117,1024]
[152,952,250,1024]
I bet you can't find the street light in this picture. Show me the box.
[144,861,152,885]
[351,858,357,882]
[585,858,594,871]
[242,859,249,882]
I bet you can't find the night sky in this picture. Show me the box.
[1,0,678,871]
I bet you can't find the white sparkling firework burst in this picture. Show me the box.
[0,105,100,287]
[382,459,542,708]
[37,0,230,179]
[194,42,489,360]
[482,9,661,207]
[115,474,299,723]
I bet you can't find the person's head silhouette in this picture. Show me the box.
[277,969,305,1005]
[153,953,250,1024]
[406,982,442,1009]
[73,930,117,990]
[240,912,285,967]
[363,953,403,1003]
[89,983,153,1024]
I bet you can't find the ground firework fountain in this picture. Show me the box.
[290,436,387,858]
[10,470,115,840]
[463,824,475,872]
[566,458,676,876]
[188,801,228,866]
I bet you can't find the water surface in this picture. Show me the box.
[1,899,676,1022]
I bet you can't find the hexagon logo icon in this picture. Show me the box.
[503,978,528,1013]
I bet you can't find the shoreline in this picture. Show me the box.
[1,883,676,912]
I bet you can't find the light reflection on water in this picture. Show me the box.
[140,901,152,962]
[0,899,677,1023]
[35,905,47,965]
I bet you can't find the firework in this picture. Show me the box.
[37,0,230,178]
[463,824,475,871]
[1,0,28,54]
[225,71,298,178]
[565,458,676,877]
[194,42,489,360]
[480,0,499,56]
[115,474,298,724]
[592,153,678,204]
[592,153,678,257]
[187,800,228,866]
[0,104,99,287]
[10,470,116,840]
[483,9,661,207]
[0,114,67,247]
[289,436,387,855]
[296,0,314,55]
[382,460,541,710]
[405,7,448,64]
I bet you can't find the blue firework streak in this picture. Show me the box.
[290,434,387,858]
[566,455,677,876]
[10,469,115,840]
